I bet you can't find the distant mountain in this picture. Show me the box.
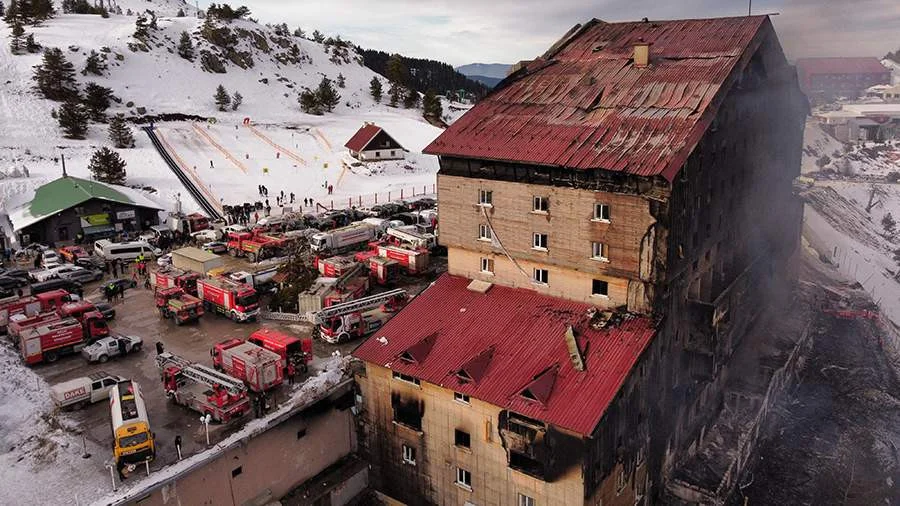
[456,63,512,79]
[358,49,489,98]
[467,75,503,88]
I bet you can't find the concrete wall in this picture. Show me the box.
[123,397,357,506]
[437,174,656,310]
[357,363,587,506]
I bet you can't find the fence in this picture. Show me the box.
[317,184,437,212]
[259,310,307,322]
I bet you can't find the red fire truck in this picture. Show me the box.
[156,351,250,423]
[247,328,313,375]
[152,268,202,296]
[226,230,293,263]
[196,277,259,322]
[19,315,109,365]
[378,245,429,274]
[155,287,204,325]
[313,289,408,344]
[315,255,358,277]
[0,289,75,333]
[211,339,283,392]
[369,257,401,286]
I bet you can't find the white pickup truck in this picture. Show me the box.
[51,372,124,410]
[81,334,143,363]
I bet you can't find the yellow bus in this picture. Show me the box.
[109,380,155,469]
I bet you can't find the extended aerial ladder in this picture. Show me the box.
[155,352,246,396]
[308,288,407,324]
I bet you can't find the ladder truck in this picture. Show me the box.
[155,351,251,423]
[311,288,408,344]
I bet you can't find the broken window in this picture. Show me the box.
[533,268,549,285]
[480,257,494,274]
[592,279,609,297]
[591,242,609,262]
[402,444,416,465]
[532,233,548,250]
[593,203,611,222]
[456,467,472,489]
[478,224,492,241]
[455,429,471,449]
[532,196,549,213]
[478,189,493,206]
[391,393,424,431]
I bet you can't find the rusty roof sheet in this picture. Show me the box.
[344,124,382,152]
[796,57,889,77]
[353,274,657,435]
[425,16,769,181]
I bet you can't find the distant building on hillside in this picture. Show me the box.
[8,176,163,246]
[796,57,891,104]
[344,123,405,161]
[815,103,900,142]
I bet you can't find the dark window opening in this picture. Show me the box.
[509,450,545,479]
[455,429,471,448]
[391,393,424,431]
[232,466,242,478]
[297,428,307,439]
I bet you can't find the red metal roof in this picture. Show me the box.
[796,57,889,77]
[345,124,383,152]
[353,274,657,435]
[424,16,770,181]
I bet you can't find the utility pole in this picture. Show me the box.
[748,0,752,15]
[61,154,67,177]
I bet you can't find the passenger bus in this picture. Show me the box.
[93,240,159,261]
[109,380,155,469]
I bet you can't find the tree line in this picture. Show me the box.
[358,48,489,100]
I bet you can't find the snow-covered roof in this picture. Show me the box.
[8,176,164,232]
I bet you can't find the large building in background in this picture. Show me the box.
[796,57,891,104]
[354,15,806,505]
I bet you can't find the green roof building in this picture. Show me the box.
[9,176,165,246]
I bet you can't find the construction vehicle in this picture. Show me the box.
[197,276,259,322]
[378,244,430,274]
[0,289,75,333]
[110,380,156,470]
[18,314,109,364]
[51,371,124,410]
[247,328,313,375]
[156,351,251,422]
[226,264,280,291]
[312,289,408,344]
[169,212,210,235]
[211,339,283,392]
[155,286,205,325]
[152,267,202,296]
[226,230,293,263]
[384,227,437,251]
[309,222,377,255]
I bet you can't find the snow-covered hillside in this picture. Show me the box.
[0,2,444,232]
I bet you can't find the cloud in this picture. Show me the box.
[203,0,899,66]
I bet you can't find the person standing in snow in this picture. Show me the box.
[290,192,295,204]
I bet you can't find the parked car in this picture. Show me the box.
[58,246,90,263]
[1,268,31,281]
[407,198,436,210]
[201,241,228,254]
[31,264,83,282]
[75,256,106,271]
[81,334,143,363]
[94,302,116,321]
[157,253,173,267]
[58,267,103,284]
[0,276,28,290]
[41,250,62,268]
[30,278,83,297]
[191,228,222,243]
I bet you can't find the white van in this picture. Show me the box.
[94,240,160,261]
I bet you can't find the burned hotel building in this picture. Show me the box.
[353,15,806,505]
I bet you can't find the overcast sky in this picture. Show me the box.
[203,0,900,67]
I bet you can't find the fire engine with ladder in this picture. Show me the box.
[155,351,251,422]
[311,288,408,344]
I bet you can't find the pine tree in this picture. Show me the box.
[24,32,38,52]
[83,82,113,122]
[16,0,31,23]
[214,84,230,111]
[134,13,149,40]
[57,99,88,138]
[386,54,407,85]
[147,10,157,29]
[316,76,340,113]
[9,20,24,54]
[108,114,135,148]
[33,47,79,101]
[88,147,127,185]
[176,7,185,17]
[388,81,402,107]
[177,31,194,60]
[292,27,304,38]
[883,213,896,234]
[336,73,345,88]
[82,49,106,75]
[231,91,242,111]
[299,88,321,115]
[29,0,53,21]
[369,77,382,103]
[0,2,5,17]
[423,89,442,119]
[3,0,17,25]
[403,85,419,109]
[312,30,324,43]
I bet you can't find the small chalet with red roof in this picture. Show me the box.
[352,14,806,506]
[344,123,405,161]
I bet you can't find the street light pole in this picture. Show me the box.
[200,414,211,446]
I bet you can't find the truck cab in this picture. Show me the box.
[51,371,124,410]
[248,328,313,374]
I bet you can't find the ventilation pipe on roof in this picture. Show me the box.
[565,326,585,372]
[633,38,651,68]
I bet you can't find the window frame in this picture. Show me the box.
[478,224,492,242]
[480,257,494,274]
[478,189,493,207]
[592,203,611,222]
[518,493,536,506]
[392,370,421,386]
[456,467,472,490]
[592,279,609,298]
[402,444,416,465]
[533,268,549,285]
[591,242,609,262]
[532,196,549,213]
[454,392,471,404]
[532,233,548,251]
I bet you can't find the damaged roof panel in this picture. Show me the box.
[353,274,657,436]
[425,16,769,181]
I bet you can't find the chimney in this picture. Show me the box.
[633,38,651,68]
